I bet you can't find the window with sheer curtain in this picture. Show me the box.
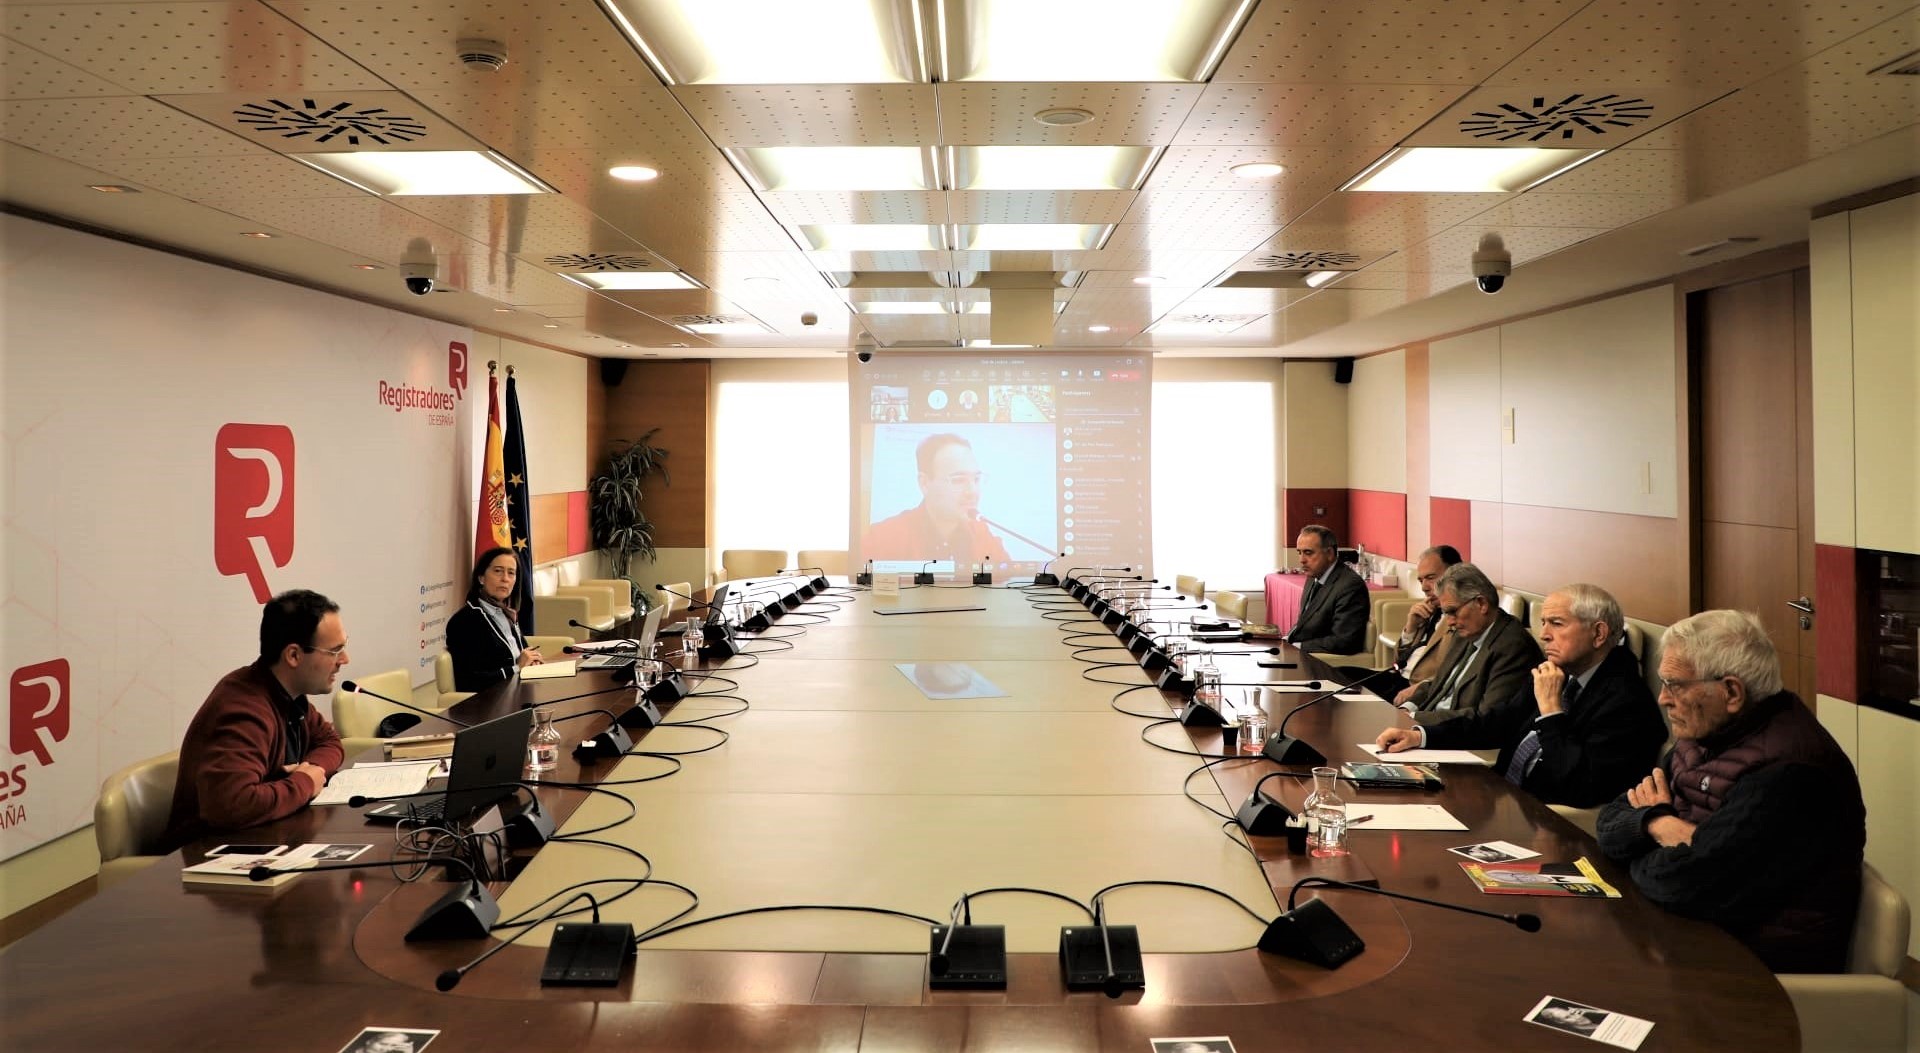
[1150,381,1277,591]
[712,380,851,565]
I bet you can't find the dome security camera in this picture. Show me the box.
[856,349,873,363]
[800,311,819,327]
[1472,234,1510,295]
[400,260,437,296]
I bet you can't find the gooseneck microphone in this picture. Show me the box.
[1263,667,1399,766]
[1034,552,1066,587]
[915,559,938,585]
[567,619,617,639]
[1260,876,1540,969]
[437,890,603,991]
[340,680,472,728]
[973,514,1053,560]
[249,852,503,942]
[654,584,719,615]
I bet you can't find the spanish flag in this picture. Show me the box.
[474,370,512,558]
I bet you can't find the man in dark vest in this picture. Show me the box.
[1596,609,1866,973]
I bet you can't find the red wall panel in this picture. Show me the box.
[1348,489,1408,559]
[1430,497,1472,562]
[567,490,591,557]
[1814,543,1857,702]
[1283,488,1349,547]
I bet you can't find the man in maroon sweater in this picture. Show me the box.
[164,589,348,849]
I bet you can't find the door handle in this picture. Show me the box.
[1787,596,1814,615]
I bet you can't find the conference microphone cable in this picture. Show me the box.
[1089,882,1273,951]
[632,903,943,950]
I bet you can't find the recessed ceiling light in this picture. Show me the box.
[563,271,702,291]
[679,320,770,335]
[967,339,1035,348]
[352,263,382,270]
[943,0,1257,82]
[960,223,1111,251]
[608,164,660,181]
[1034,107,1095,127]
[1132,275,1165,285]
[1340,146,1601,193]
[1231,162,1285,179]
[855,302,953,315]
[604,0,926,84]
[240,231,275,239]
[493,307,514,312]
[799,224,944,252]
[734,146,932,191]
[87,184,139,193]
[1303,269,1345,288]
[294,150,551,196]
[1087,324,1112,333]
[950,146,1157,190]
[961,301,1065,315]
[542,323,561,328]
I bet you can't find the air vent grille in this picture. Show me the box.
[1252,251,1361,270]
[544,253,655,271]
[233,99,428,145]
[671,314,746,326]
[1459,94,1653,142]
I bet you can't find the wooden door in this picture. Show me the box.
[1693,269,1816,701]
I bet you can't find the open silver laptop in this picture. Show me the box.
[580,604,663,669]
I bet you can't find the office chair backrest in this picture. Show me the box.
[1851,863,1911,977]
[1174,574,1206,600]
[720,549,785,581]
[94,751,180,861]
[797,549,848,576]
[331,668,417,739]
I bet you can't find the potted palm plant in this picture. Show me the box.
[589,429,670,609]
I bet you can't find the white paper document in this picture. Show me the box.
[1340,803,1467,831]
[519,659,578,680]
[312,759,440,806]
[1524,996,1654,1050]
[1354,742,1492,765]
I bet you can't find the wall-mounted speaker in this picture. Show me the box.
[1333,357,1354,385]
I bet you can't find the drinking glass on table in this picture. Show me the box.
[1240,688,1268,753]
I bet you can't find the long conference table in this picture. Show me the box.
[0,578,1797,1052]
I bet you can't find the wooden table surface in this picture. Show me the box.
[0,580,1796,1052]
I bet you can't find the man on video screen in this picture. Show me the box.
[867,432,1011,564]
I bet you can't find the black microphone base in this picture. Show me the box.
[618,697,665,730]
[1235,792,1295,836]
[1059,924,1144,995]
[645,672,689,706]
[573,722,634,760]
[1258,897,1365,969]
[541,922,635,986]
[1178,698,1226,726]
[406,881,500,942]
[699,629,741,662]
[781,592,805,610]
[810,575,829,591]
[856,572,873,586]
[1262,733,1327,767]
[1140,647,1170,673]
[913,572,935,585]
[927,924,1007,990]
[742,610,776,633]
[1155,668,1195,696]
[1032,573,1059,587]
[972,571,992,585]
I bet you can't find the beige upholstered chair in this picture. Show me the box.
[1548,803,1602,838]
[433,634,572,707]
[1374,597,1417,666]
[1209,590,1247,620]
[1779,863,1912,1053]
[720,549,786,582]
[1496,589,1530,623]
[797,549,849,576]
[330,668,418,739]
[1174,574,1206,601]
[554,583,618,632]
[94,751,180,885]
[580,578,636,623]
[657,581,693,618]
[533,593,593,642]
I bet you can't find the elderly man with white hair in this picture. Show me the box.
[1596,609,1865,974]
[1376,583,1665,807]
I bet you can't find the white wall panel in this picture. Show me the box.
[1848,194,1920,556]
[1346,349,1406,493]
[1499,286,1677,517]
[1808,213,1857,547]
[1427,328,1503,502]
[495,336,588,494]
[1282,361,1347,488]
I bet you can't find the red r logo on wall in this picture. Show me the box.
[214,424,295,603]
[10,660,70,767]
[449,341,469,400]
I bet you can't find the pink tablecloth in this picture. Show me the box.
[1264,572,1399,633]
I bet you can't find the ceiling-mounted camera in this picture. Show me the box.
[1472,234,1510,295]
[800,311,819,327]
[400,260,437,296]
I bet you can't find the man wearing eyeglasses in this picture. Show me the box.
[1396,562,1540,723]
[866,432,1012,565]
[1596,610,1865,973]
[164,589,347,849]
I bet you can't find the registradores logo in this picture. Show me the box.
[214,424,295,603]
[6,660,71,803]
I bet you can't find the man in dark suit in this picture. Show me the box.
[1371,543,1462,703]
[1378,583,1666,807]
[1284,524,1368,655]
[1398,563,1540,722]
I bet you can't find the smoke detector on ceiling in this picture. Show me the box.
[1034,108,1095,127]
[456,38,508,72]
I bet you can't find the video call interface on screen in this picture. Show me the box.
[850,353,1152,578]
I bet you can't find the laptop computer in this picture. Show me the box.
[705,583,732,625]
[364,707,532,824]
[580,605,663,669]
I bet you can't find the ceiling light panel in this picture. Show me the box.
[1341,147,1601,193]
[673,84,940,146]
[603,0,926,84]
[958,223,1112,251]
[567,271,703,290]
[853,301,955,315]
[945,190,1138,225]
[800,224,947,252]
[1211,0,1582,83]
[734,147,935,191]
[949,146,1160,190]
[938,0,1255,82]
[295,151,550,195]
[934,82,1206,146]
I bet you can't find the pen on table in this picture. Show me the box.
[1348,814,1373,825]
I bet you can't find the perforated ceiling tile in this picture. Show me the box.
[154,89,478,152]
[391,191,606,241]
[859,313,962,344]
[1175,83,1470,147]
[1175,286,1317,312]
[104,152,368,208]
[674,84,939,147]
[945,190,1137,225]
[1,95,263,164]
[1103,221,1279,253]
[230,193,479,263]
[1,37,132,100]
[1123,189,1303,229]
[1066,250,1244,282]
[1213,0,1583,84]
[934,82,1205,146]
[759,190,946,226]
[596,191,797,259]
[1527,146,1689,195]
[1371,224,1611,273]
[1399,86,1716,148]
[2,1,386,94]
[1245,191,1505,256]
[1143,145,1374,195]
[1491,0,1910,87]
[684,251,840,295]
[807,249,953,272]
[1471,192,1677,229]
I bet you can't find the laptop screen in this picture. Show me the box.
[443,708,533,819]
[634,604,663,653]
[705,583,731,625]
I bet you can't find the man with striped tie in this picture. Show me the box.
[1374,583,1665,808]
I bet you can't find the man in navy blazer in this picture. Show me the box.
[1284,524,1369,655]
[1377,583,1666,808]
